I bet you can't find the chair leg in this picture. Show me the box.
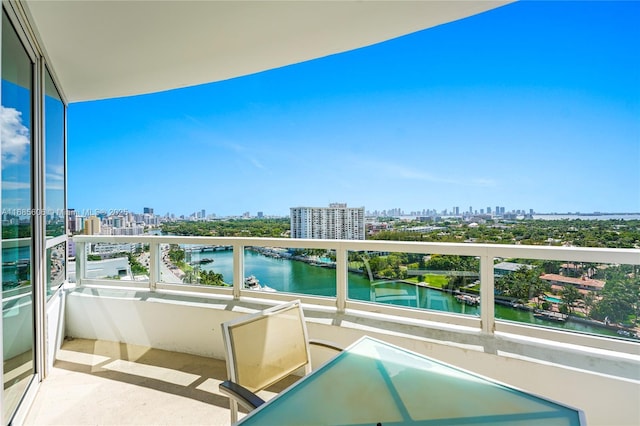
[230,399,238,424]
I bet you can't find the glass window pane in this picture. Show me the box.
[163,244,230,287]
[45,68,65,237]
[79,241,147,282]
[348,251,480,315]
[47,242,66,297]
[243,246,336,297]
[2,10,34,422]
[495,257,640,341]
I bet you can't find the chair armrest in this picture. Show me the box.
[219,380,266,412]
[309,339,343,352]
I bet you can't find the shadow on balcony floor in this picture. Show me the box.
[25,338,296,425]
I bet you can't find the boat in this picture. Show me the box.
[244,275,260,289]
[244,275,277,292]
[198,258,214,264]
[533,310,567,322]
[454,294,480,306]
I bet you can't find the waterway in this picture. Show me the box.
[190,249,621,338]
[533,214,640,220]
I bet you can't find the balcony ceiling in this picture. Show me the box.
[23,0,511,103]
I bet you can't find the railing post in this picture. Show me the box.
[76,240,86,285]
[233,243,243,300]
[479,251,495,334]
[335,246,347,314]
[149,241,159,291]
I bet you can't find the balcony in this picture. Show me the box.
[21,235,640,425]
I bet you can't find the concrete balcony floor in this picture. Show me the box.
[24,338,294,425]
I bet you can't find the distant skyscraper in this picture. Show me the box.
[68,209,76,233]
[257,211,264,218]
[201,209,206,218]
[487,207,492,214]
[290,203,365,240]
[143,207,154,215]
[84,215,101,235]
[75,216,85,233]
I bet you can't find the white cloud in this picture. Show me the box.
[2,181,30,190]
[1,106,30,166]
[46,165,65,182]
[46,183,65,190]
[347,156,497,187]
[249,158,265,169]
[470,177,497,187]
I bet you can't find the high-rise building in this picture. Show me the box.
[290,203,365,240]
[143,207,154,215]
[84,215,101,235]
[68,209,77,233]
[75,216,85,233]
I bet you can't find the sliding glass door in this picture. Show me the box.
[1,10,35,422]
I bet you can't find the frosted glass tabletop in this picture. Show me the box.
[237,336,584,426]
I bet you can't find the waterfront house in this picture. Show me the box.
[494,261,533,276]
[540,273,606,294]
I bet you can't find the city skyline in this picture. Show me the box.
[68,1,640,217]
[66,203,638,221]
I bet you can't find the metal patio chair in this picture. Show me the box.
[219,299,341,423]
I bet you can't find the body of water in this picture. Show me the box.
[190,249,621,338]
[533,214,640,220]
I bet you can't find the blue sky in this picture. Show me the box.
[68,1,640,217]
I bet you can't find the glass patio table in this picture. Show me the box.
[236,336,584,425]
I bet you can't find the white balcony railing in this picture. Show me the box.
[71,235,640,356]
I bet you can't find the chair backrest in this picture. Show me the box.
[221,300,312,393]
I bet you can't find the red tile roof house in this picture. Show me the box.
[540,273,606,293]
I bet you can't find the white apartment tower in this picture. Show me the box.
[290,203,365,240]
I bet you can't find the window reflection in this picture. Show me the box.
[2,10,34,422]
[45,68,65,238]
[47,242,66,296]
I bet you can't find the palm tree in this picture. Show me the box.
[560,285,581,315]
